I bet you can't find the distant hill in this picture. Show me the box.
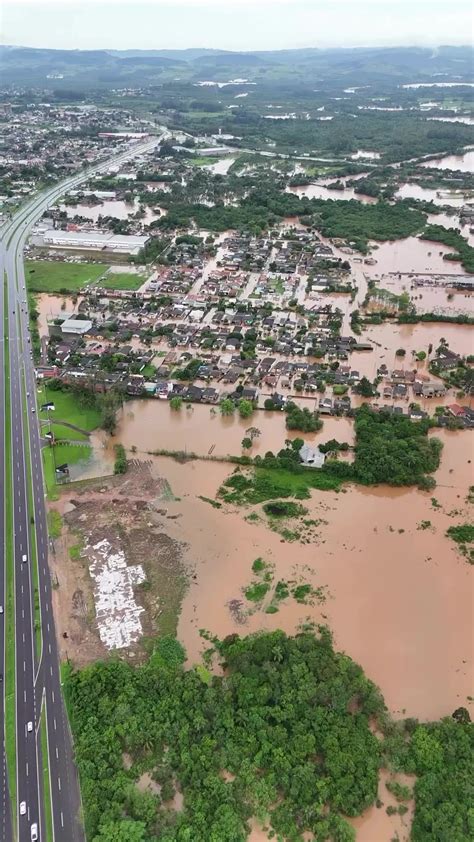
[0,44,472,90]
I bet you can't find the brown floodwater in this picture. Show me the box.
[419,149,474,172]
[59,199,160,224]
[352,321,474,378]
[394,182,469,208]
[36,293,83,339]
[145,426,473,725]
[113,400,356,456]
[286,183,377,204]
[362,237,466,277]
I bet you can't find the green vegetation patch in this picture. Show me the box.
[64,629,384,841]
[38,384,100,432]
[446,523,474,563]
[244,581,271,603]
[48,422,89,442]
[101,272,147,291]
[47,509,62,539]
[3,293,17,827]
[40,706,53,842]
[42,444,92,499]
[114,443,128,475]
[219,465,340,506]
[323,405,443,490]
[197,495,222,509]
[25,260,108,293]
[262,500,308,518]
[64,627,472,842]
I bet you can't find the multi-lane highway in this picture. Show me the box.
[1,134,162,841]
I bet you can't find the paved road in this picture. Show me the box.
[1,133,163,842]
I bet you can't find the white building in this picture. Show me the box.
[43,229,149,256]
[299,443,326,469]
[60,317,93,336]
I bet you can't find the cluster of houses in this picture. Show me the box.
[0,101,152,224]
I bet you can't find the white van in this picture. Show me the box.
[31,823,38,841]
[22,554,27,563]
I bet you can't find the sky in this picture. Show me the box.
[1,0,472,52]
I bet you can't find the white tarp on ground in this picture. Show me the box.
[88,538,146,649]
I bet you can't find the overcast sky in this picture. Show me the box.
[1,0,472,52]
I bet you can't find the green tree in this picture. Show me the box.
[92,820,147,842]
[238,398,254,419]
[219,398,235,416]
[169,396,183,411]
[241,437,252,450]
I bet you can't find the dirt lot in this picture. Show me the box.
[49,460,189,667]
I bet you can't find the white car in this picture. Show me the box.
[31,824,38,842]
[0,605,3,614]
[27,721,33,733]
[20,801,26,816]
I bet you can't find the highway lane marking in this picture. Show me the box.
[57,776,61,791]
[55,747,58,760]
[61,811,64,827]
[53,718,56,731]
[26,763,28,778]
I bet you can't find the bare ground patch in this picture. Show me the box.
[48,461,189,667]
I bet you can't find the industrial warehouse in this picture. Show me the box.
[42,228,150,255]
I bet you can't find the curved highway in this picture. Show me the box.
[1,133,163,842]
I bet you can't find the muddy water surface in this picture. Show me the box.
[150,427,473,725]
[286,183,377,204]
[113,400,355,456]
[59,199,160,224]
[419,149,474,172]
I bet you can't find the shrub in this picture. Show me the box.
[113,444,127,474]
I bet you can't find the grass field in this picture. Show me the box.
[42,444,92,500]
[38,386,100,432]
[25,260,109,293]
[100,272,147,291]
[46,423,89,442]
[189,156,220,166]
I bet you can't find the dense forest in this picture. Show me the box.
[156,188,426,250]
[64,629,472,842]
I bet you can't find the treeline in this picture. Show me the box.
[64,629,472,842]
